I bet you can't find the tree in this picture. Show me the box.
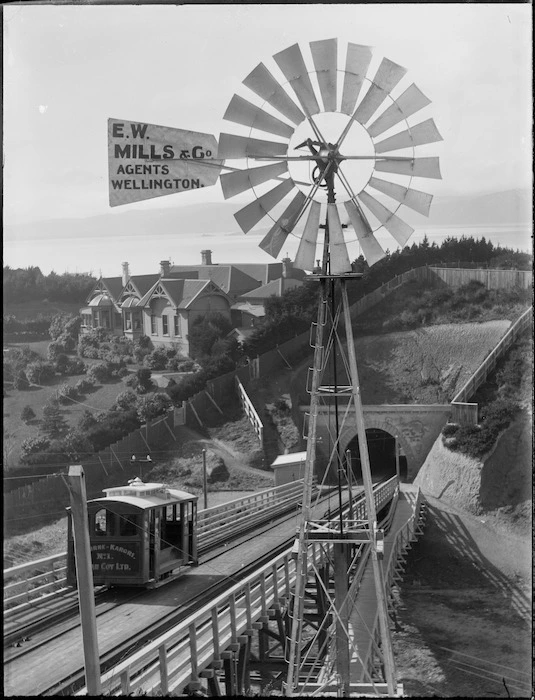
[25,360,56,385]
[188,312,233,359]
[41,403,67,438]
[21,405,36,423]
[136,367,155,393]
[59,429,93,461]
[135,392,172,423]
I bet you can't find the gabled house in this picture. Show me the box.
[80,262,231,355]
[80,251,305,356]
[137,277,231,356]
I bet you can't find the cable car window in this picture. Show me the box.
[94,508,114,536]
[166,505,176,521]
[119,514,138,537]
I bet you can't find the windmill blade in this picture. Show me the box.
[310,38,337,112]
[353,57,407,125]
[344,201,386,266]
[294,200,321,271]
[341,43,373,115]
[358,190,414,246]
[220,162,288,199]
[375,156,442,179]
[259,191,307,258]
[368,176,433,216]
[235,178,295,233]
[223,95,295,139]
[243,63,305,125]
[367,83,431,138]
[375,118,443,153]
[218,132,288,160]
[327,203,352,274]
[273,43,321,117]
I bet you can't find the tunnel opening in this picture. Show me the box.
[346,428,408,484]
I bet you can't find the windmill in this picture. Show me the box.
[108,37,442,696]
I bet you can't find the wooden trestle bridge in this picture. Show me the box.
[78,478,426,696]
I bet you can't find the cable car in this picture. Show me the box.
[67,478,198,587]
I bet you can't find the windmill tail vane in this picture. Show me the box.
[108,38,442,273]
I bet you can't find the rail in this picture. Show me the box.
[3,481,309,616]
[451,307,533,423]
[360,489,426,678]
[76,479,399,695]
[235,377,264,443]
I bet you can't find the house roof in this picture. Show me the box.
[271,452,307,468]
[230,301,266,318]
[121,296,141,309]
[88,293,113,307]
[239,277,303,300]
[128,274,160,297]
[138,278,228,310]
[169,264,260,296]
[101,277,124,301]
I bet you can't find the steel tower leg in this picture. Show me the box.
[340,280,397,694]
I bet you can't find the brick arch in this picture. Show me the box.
[340,419,417,478]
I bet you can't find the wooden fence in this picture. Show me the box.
[451,307,533,423]
[428,266,532,290]
[4,411,178,529]
[235,378,263,443]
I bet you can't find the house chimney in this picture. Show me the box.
[282,257,293,278]
[122,262,130,286]
[160,260,171,277]
[201,249,213,265]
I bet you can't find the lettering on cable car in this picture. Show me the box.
[90,542,140,575]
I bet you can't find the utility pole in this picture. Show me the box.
[64,465,101,695]
[202,449,208,510]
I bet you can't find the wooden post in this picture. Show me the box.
[202,449,208,510]
[395,436,400,481]
[65,465,101,695]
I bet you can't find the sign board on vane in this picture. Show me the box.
[108,119,222,206]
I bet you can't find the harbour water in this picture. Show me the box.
[4,223,532,277]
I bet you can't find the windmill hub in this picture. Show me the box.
[288,113,375,203]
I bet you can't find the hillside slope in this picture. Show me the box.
[415,408,532,537]
[291,320,511,407]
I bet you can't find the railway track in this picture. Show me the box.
[5,485,327,652]
[5,480,396,697]
[4,488,349,697]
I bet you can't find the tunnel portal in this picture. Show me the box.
[346,428,407,484]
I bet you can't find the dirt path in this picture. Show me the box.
[392,495,532,697]
[198,437,275,480]
[173,424,274,480]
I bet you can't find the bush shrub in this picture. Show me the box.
[84,408,141,452]
[75,377,95,394]
[47,340,67,360]
[25,360,56,385]
[57,383,78,404]
[21,405,36,423]
[66,357,87,375]
[87,362,111,383]
[135,392,172,423]
[143,348,168,370]
[20,435,51,461]
[13,370,30,390]
[114,389,138,411]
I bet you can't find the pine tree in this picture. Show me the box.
[41,403,67,438]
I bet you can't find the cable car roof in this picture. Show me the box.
[88,480,198,509]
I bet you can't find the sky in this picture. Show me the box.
[3,2,533,276]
